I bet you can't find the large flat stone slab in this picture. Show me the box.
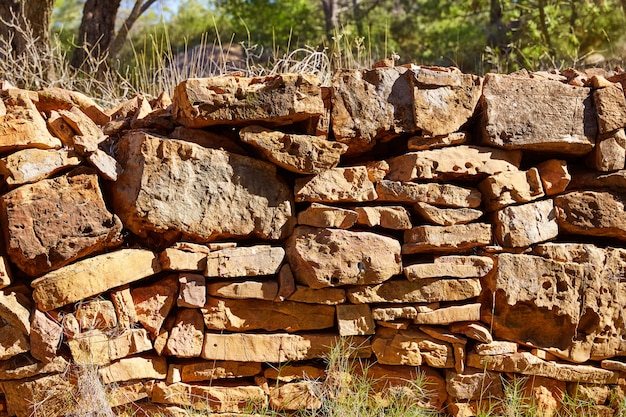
[376,180,482,208]
[346,278,482,304]
[555,191,626,240]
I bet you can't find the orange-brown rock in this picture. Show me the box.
[98,354,167,384]
[269,381,322,411]
[594,83,626,134]
[0,290,31,335]
[286,226,401,288]
[110,287,137,328]
[0,148,81,188]
[165,309,205,358]
[29,310,62,363]
[354,206,412,230]
[239,126,347,174]
[535,159,571,196]
[404,255,493,280]
[445,368,503,400]
[37,87,110,125]
[170,126,247,155]
[377,180,482,208]
[294,166,377,203]
[474,341,518,356]
[336,304,375,336]
[449,322,493,343]
[0,99,63,152]
[180,361,262,382]
[207,280,278,300]
[481,74,596,154]
[495,199,558,248]
[1,170,123,277]
[68,328,152,365]
[413,304,481,325]
[386,146,521,182]
[479,168,545,211]
[589,129,626,172]
[32,248,160,311]
[132,275,178,337]
[159,242,219,272]
[346,278,482,304]
[372,326,454,367]
[0,354,68,381]
[204,245,284,277]
[407,132,468,150]
[2,373,75,417]
[264,365,325,382]
[87,149,123,181]
[402,223,492,254]
[75,299,118,330]
[0,323,29,360]
[58,107,103,138]
[413,203,483,226]
[555,191,626,240]
[172,74,324,128]
[286,285,346,305]
[297,203,358,229]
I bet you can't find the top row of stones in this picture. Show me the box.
[172,66,626,157]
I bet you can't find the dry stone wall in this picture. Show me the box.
[0,65,625,416]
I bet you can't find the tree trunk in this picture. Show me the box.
[71,0,121,71]
[320,0,339,43]
[0,0,54,56]
[108,0,158,61]
[537,0,556,60]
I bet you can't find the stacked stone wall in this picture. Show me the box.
[0,65,625,416]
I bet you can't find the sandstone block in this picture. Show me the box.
[173,74,324,128]
[594,83,626,134]
[445,368,503,400]
[371,327,454,368]
[346,278,481,304]
[32,249,160,311]
[419,326,467,345]
[75,299,118,330]
[286,285,346,305]
[178,273,206,308]
[239,126,347,174]
[377,180,482,208]
[202,333,370,362]
[294,166,377,203]
[170,126,247,155]
[0,323,29,360]
[555,191,626,240]
[207,280,278,300]
[0,290,31,335]
[68,328,152,366]
[159,242,216,272]
[479,168,544,211]
[205,245,284,277]
[1,171,123,277]
[107,381,150,408]
[202,297,335,332]
[58,107,103,138]
[386,146,521,182]
[180,361,262,382]
[0,102,62,152]
[111,132,295,243]
[165,309,205,358]
[372,306,419,321]
[474,341,518,356]
[264,365,325,382]
[99,355,167,384]
[364,160,389,182]
[414,203,483,226]
[413,304,481,325]
[2,374,74,417]
[269,381,322,411]
[0,354,68,381]
[276,264,297,301]
[286,226,402,288]
[297,203,358,229]
[110,287,137,328]
[407,132,468,150]
[0,256,12,289]
[0,148,80,188]
[495,199,558,248]
[589,129,626,172]
[536,159,571,196]
[336,304,375,336]
[37,87,110,125]
[132,274,178,337]
[87,149,123,181]
[354,206,412,230]
[29,310,62,363]
[402,223,492,254]
[449,322,493,343]
[404,256,493,280]
[481,74,596,154]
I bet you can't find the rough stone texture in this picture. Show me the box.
[204,245,284,277]
[207,280,278,300]
[29,310,62,363]
[2,374,75,417]
[479,168,545,211]
[372,327,454,368]
[264,365,325,382]
[159,242,217,272]
[0,256,12,289]
[68,328,152,365]
[165,309,205,358]
[346,278,482,304]
[178,273,206,308]
[286,226,402,288]
[180,361,261,383]
[481,74,597,154]
[202,297,335,332]
[589,129,626,172]
[407,132,468,150]
[536,159,571,196]
[31,249,160,311]
[110,287,137,328]
[0,290,31,335]
[287,285,346,305]
[495,199,558,248]
[475,341,518,356]
[239,126,347,174]
[173,74,324,128]
[294,166,377,203]
[0,102,63,152]
[354,206,412,230]
[202,333,370,362]
[413,304,481,325]
[404,256,493,280]
[402,223,492,254]
[58,107,103,139]
[449,322,493,343]
[336,304,375,336]
[170,126,247,155]
[269,381,322,411]
[377,180,482,208]
[386,146,521,182]
[87,149,123,181]
[414,203,483,226]
[0,354,68,381]
[1,171,123,277]
[467,352,620,384]
[445,368,503,400]
[99,355,167,384]
[132,275,179,337]
[75,299,118,330]
[37,87,110,125]
[111,131,295,243]
[297,203,358,229]
[0,149,81,188]
[594,83,626,134]
[0,323,29,360]
[555,191,626,240]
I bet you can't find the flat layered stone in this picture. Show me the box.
[75,299,117,330]
[294,166,377,203]
[555,191,626,240]
[371,306,418,321]
[0,290,31,335]
[180,361,262,382]
[286,286,346,305]
[353,206,412,230]
[336,304,375,336]
[404,256,493,280]
[0,355,69,381]
[414,203,483,226]
[165,309,205,358]
[68,328,152,366]
[474,341,518,356]
[536,159,571,196]
[594,83,626,134]
[87,149,123,181]
[467,352,619,384]
[386,146,521,182]
[239,126,347,174]
[99,355,167,384]
[0,323,29,360]
[0,102,62,152]
[449,322,493,343]
[264,365,325,382]
[170,126,247,155]
[202,333,370,362]
[371,327,454,368]
[1,171,123,277]
[30,310,62,363]
[173,74,324,128]
[269,381,322,411]
[346,278,482,304]
[0,148,80,188]
[37,87,110,125]
[481,73,596,154]
[479,168,545,211]
[58,107,103,137]
[111,131,295,243]
[2,374,75,417]
[377,180,481,208]
[402,223,492,254]
[445,368,503,401]
[202,297,335,332]
[132,274,178,337]
[204,245,284,277]
[297,203,358,229]
[207,281,278,300]
[419,326,467,345]
[495,199,558,248]
[111,287,137,328]
[286,226,401,288]
[32,249,160,311]
[178,273,206,308]
[413,304,481,325]
[159,242,222,272]
[407,132,468,150]
[589,129,626,172]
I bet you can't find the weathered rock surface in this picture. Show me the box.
[0,290,31,336]
[180,361,262,382]
[87,149,123,181]
[32,248,160,311]
[172,74,324,128]
[413,203,483,226]
[336,304,375,336]
[99,355,167,384]
[555,191,626,240]
[58,107,103,138]
[448,322,493,343]
[446,368,503,400]
[589,129,626,172]
[372,327,454,367]
[132,274,179,337]
[0,102,63,152]
[1,170,123,276]
[353,206,412,230]
[404,256,493,280]
[75,299,117,330]
[205,245,284,277]
[481,73,597,154]
[0,148,81,188]
[286,226,402,288]
[29,310,62,363]
[495,199,558,248]
[207,280,278,300]
[170,126,247,155]
[297,203,358,229]
[413,304,481,325]
[202,297,335,332]
[269,381,322,411]
[2,373,75,417]
[177,273,206,308]
[111,131,295,243]
[479,168,544,211]
[0,323,29,360]
[286,285,346,305]
[407,132,468,150]
[37,87,110,125]
[68,328,152,365]
[294,166,377,202]
[593,83,626,134]
[402,223,492,254]
[386,146,521,182]
[165,308,204,358]
[377,180,482,208]
[239,126,347,174]
[110,287,137,329]
[346,278,482,304]
[536,159,571,196]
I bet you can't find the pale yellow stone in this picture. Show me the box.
[354,206,412,230]
[474,341,518,356]
[294,166,377,202]
[402,223,492,254]
[99,355,167,384]
[107,381,150,407]
[110,287,137,328]
[347,278,482,304]
[159,244,212,272]
[336,304,375,336]
[68,328,152,365]
[205,245,284,277]
[297,203,358,229]
[75,299,118,330]
[32,249,161,311]
[377,180,482,208]
[445,368,503,401]
[180,361,262,382]
[407,132,468,150]
[413,304,481,325]
[478,168,545,211]
[404,256,493,280]
[414,202,484,226]
[207,280,278,300]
